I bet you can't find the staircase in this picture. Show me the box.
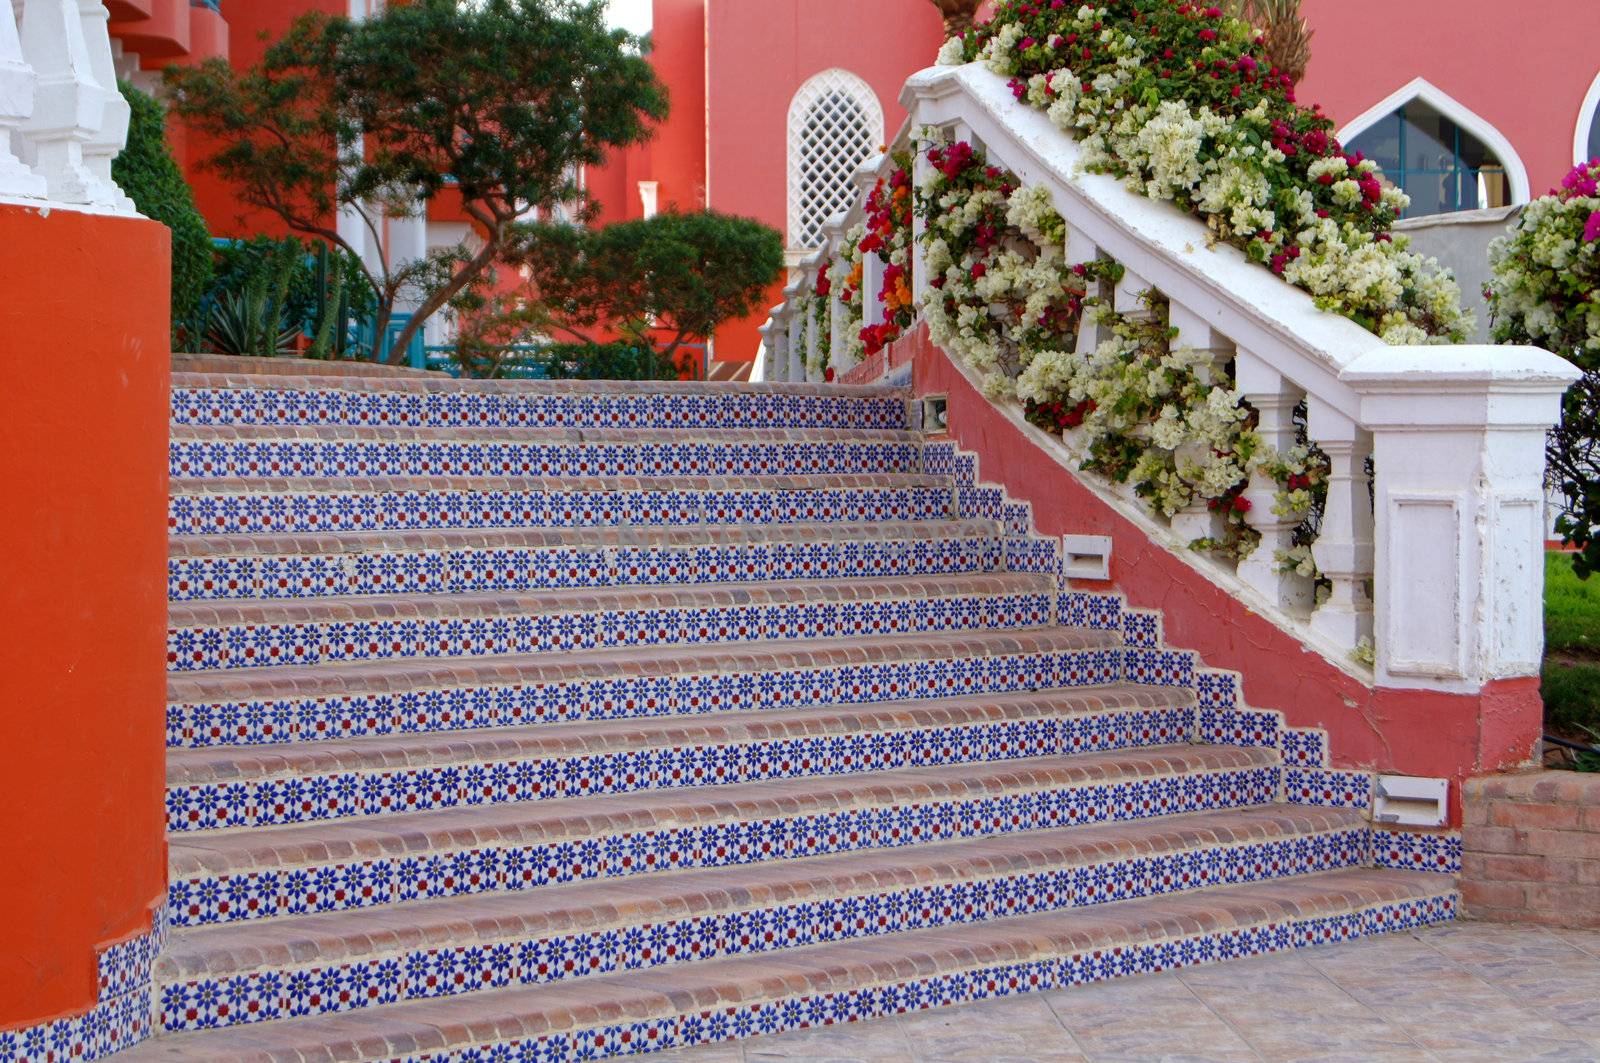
[123,369,1456,1063]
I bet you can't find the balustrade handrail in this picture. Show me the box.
[761,61,1580,696]
[1,0,139,215]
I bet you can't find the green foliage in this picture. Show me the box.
[202,248,301,358]
[531,343,679,381]
[207,236,377,338]
[1547,550,1600,658]
[508,210,784,361]
[111,81,212,336]
[166,0,668,363]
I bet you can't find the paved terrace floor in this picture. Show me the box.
[651,922,1600,1062]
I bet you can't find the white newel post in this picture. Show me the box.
[0,0,46,199]
[1235,347,1314,615]
[17,0,105,205]
[1342,345,1579,690]
[1306,398,1374,650]
[75,0,130,211]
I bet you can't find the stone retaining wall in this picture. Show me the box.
[1462,770,1600,927]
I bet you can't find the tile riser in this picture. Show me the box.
[169,389,910,431]
[398,893,1459,1063]
[166,591,1056,673]
[167,534,1004,603]
[167,440,923,482]
[168,485,955,537]
[166,646,1126,749]
[167,764,1279,928]
[166,706,1196,834]
[156,825,1369,1032]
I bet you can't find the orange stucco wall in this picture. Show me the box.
[0,207,171,1029]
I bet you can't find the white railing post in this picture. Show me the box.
[862,249,885,329]
[803,284,821,382]
[1112,266,1156,323]
[1306,399,1374,650]
[1343,345,1579,689]
[911,144,931,303]
[1065,222,1106,355]
[1235,347,1314,615]
[787,294,805,382]
[76,0,132,212]
[17,0,106,205]
[1167,302,1237,543]
[0,0,46,199]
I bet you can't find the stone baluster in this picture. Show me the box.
[911,143,931,302]
[803,286,821,382]
[1234,347,1314,615]
[0,0,45,199]
[862,250,885,330]
[1112,266,1157,322]
[76,0,132,212]
[1064,222,1107,355]
[1305,398,1374,650]
[787,295,805,382]
[1167,302,1237,544]
[17,0,106,205]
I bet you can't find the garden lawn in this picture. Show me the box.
[1544,551,1600,742]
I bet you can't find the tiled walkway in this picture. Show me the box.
[653,923,1600,1062]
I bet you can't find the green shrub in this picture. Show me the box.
[112,81,212,336]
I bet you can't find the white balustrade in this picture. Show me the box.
[1235,349,1315,617]
[1,0,136,212]
[1305,399,1374,649]
[0,0,47,199]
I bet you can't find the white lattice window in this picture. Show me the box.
[787,69,884,249]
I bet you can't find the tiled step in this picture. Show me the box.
[164,685,1196,833]
[152,805,1366,1031]
[168,425,924,481]
[164,572,1057,672]
[164,627,1127,748]
[165,744,1280,928]
[167,472,955,536]
[166,518,1007,602]
[126,868,1454,1061]
[169,376,910,431]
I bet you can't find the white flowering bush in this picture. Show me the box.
[1489,159,1600,576]
[946,0,1472,343]
[917,136,1326,559]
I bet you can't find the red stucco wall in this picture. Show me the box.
[1298,0,1600,191]
[0,207,171,1028]
[890,325,1542,823]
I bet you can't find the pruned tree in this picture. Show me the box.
[1227,0,1314,85]
[929,0,985,37]
[492,209,785,368]
[166,0,667,363]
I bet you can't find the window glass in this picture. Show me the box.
[1348,100,1510,217]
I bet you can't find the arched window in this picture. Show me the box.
[1342,78,1528,218]
[1576,70,1600,165]
[787,69,884,249]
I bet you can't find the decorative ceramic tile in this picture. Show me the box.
[1279,727,1329,769]
[166,766,1279,927]
[159,827,1367,1030]
[167,648,1125,748]
[1284,767,1374,810]
[391,892,1457,1063]
[1197,707,1283,750]
[1371,829,1462,874]
[167,706,1196,833]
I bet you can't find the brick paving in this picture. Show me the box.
[649,922,1600,1062]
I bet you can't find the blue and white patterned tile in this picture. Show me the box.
[1284,767,1374,810]
[1371,829,1462,874]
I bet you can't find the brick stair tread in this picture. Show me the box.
[156,804,1364,980]
[168,517,1004,559]
[169,471,949,496]
[122,868,1447,1063]
[167,684,1194,786]
[167,626,1123,704]
[170,374,909,398]
[168,745,1275,879]
[171,424,923,444]
[167,572,1053,628]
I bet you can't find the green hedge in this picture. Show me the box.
[112,81,212,334]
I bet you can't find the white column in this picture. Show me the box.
[1235,348,1314,615]
[76,0,131,212]
[1065,222,1106,355]
[387,202,429,307]
[17,0,105,205]
[862,250,885,328]
[637,180,658,219]
[0,0,46,199]
[1343,345,1579,690]
[1306,399,1375,651]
